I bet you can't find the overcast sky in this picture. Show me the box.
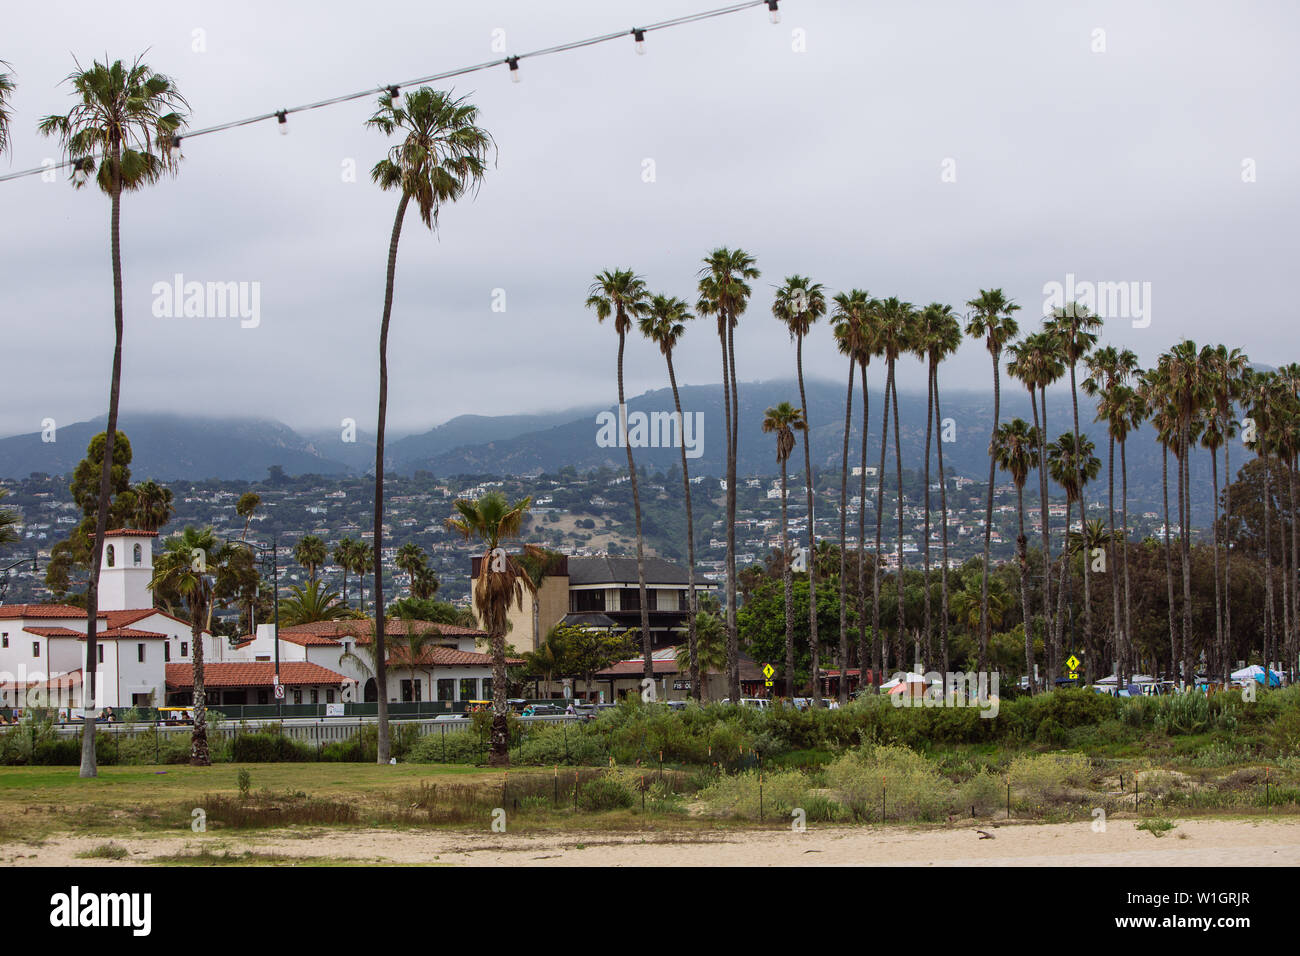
[2,0,1296,441]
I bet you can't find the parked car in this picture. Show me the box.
[522,703,565,717]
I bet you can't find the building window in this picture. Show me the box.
[571,589,604,613]
[437,678,454,701]
[32,642,39,658]
[133,544,142,566]
[310,689,319,704]
[257,690,268,705]
[293,690,302,705]
[164,643,170,662]
[481,677,492,700]
[137,644,145,663]
[97,646,104,664]
[1,633,7,648]
[460,677,478,701]
[326,689,335,704]
[106,545,115,567]
[181,642,188,657]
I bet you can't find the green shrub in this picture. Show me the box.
[1007,752,1091,798]
[826,744,956,821]
[577,774,634,811]
[230,733,314,763]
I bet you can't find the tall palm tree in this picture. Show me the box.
[1008,330,1065,687]
[1047,432,1100,668]
[640,293,702,701]
[354,542,374,615]
[445,491,534,767]
[1164,340,1208,685]
[517,547,567,654]
[1045,304,1102,681]
[129,479,174,533]
[698,248,761,701]
[334,537,359,608]
[1141,364,1182,682]
[1210,347,1249,683]
[0,62,14,158]
[366,86,492,764]
[1083,345,1140,681]
[39,55,188,779]
[920,305,964,678]
[993,418,1039,688]
[853,300,881,686]
[150,526,228,766]
[395,541,428,599]
[293,535,327,584]
[832,291,869,703]
[772,275,826,703]
[586,269,653,681]
[887,301,918,670]
[1276,364,1300,684]
[1095,381,1145,685]
[965,289,1021,674]
[763,402,806,698]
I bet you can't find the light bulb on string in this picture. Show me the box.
[633,29,646,55]
[507,56,521,83]
[276,111,288,135]
[767,1,781,24]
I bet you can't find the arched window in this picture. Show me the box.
[133,544,142,566]
[106,545,115,568]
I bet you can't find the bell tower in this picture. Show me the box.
[98,530,157,611]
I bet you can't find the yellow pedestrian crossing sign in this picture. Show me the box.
[762,663,774,679]
[1066,654,1081,679]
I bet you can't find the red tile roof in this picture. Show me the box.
[104,529,159,538]
[0,669,82,690]
[92,627,169,640]
[387,646,522,668]
[165,662,351,689]
[22,626,83,638]
[278,619,486,641]
[0,604,96,620]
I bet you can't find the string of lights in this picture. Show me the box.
[0,0,785,184]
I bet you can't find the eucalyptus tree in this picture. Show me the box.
[762,402,806,698]
[772,275,825,702]
[445,492,534,767]
[1008,330,1065,685]
[965,290,1021,673]
[640,293,702,700]
[1083,345,1140,680]
[366,86,493,763]
[150,527,230,766]
[699,248,761,701]
[587,269,653,680]
[993,418,1039,688]
[832,291,870,702]
[39,54,189,779]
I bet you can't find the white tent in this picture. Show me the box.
[1230,665,1281,686]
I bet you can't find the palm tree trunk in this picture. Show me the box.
[1069,362,1095,685]
[372,191,409,765]
[1289,458,1298,684]
[1038,385,1055,688]
[1018,482,1033,687]
[979,352,1000,674]
[858,360,870,687]
[797,333,819,706]
[934,367,951,677]
[1162,445,1178,682]
[80,141,126,780]
[1121,436,1134,687]
[1108,431,1120,682]
[873,363,892,681]
[892,361,906,670]
[664,355,701,702]
[616,330,653,685]
[1263,461,1275,677]
[923,361,934,670]
[1222,418,1233,683]
[728,320,742,699]
[1210,441,1223,682]
[190,609,209,765]
[1180,427,1194,685]
[781,457,794,698]
[838,360,854,705]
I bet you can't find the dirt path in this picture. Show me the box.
[8,818,1300,866]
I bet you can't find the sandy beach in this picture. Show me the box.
[9,817,1299,867]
